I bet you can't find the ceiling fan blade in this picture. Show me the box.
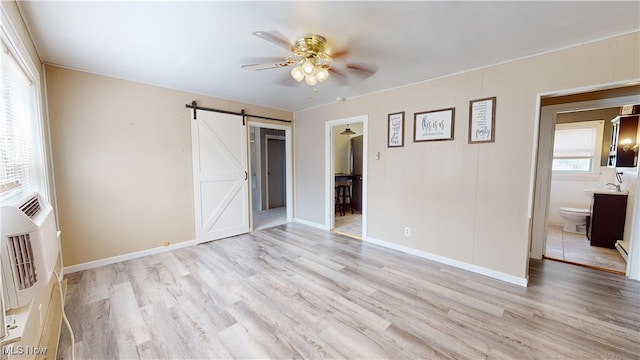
[252,31,292,51]
[241,62,291,71]
[346,63,378,78]
[241,56,289,64]
[328,68,349,86]
[329,48,350,59]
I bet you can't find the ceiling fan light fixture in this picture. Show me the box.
[316,67,329,82]
[305,75,318,86]
[290,66,304,82]
[302,60,316,76]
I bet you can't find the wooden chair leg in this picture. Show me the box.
[337,185,347,216]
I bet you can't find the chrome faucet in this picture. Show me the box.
[604,183,621,192]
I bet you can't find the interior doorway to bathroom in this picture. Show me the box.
[531,86,640,276]
[544,110,626,273]
[249,123,293,231]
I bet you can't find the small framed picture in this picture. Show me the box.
[413,108,455,142]
[388,112,405,147]
[469,97,496,143]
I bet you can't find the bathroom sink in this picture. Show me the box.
[584,188,628,198]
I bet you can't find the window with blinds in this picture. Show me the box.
[552,121,602,173]
[1,24,42,197]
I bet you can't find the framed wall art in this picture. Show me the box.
[413,108,455,142]
[469,97,496,143]
[387,112,405,147]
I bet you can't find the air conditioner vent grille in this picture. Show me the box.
[6,233,38,290]
[19,196,41,219]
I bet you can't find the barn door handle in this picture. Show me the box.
[245,171,248,181]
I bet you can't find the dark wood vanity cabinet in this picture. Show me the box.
[587,193,627,249]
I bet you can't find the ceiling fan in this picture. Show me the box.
[241,31,377,86]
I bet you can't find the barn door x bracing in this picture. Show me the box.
[191,109,249,242]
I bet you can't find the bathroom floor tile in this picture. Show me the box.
[545,247,564,259]
[544,225,626,273]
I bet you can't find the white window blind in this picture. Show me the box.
[1,38,37,194]
[552,122,601,173]
[553,127,596,158]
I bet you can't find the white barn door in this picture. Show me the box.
[191,109,249,242]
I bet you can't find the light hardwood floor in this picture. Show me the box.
[58,223,639,359]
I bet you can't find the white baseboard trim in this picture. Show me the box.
[364,236,529,287]
[63,239,198,275]
[293,217,329,231]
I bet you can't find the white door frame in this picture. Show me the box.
[248,122,293,228]
[265,134,286,209]
[250,127,262,211]
[529,91,640,278]
[325,115,368,237]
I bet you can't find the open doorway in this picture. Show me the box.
[249,123,293,231]
[543,108,626,273]
[530,88,640,276]
[325,115,368,240]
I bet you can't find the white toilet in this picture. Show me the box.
[559,207,591,234]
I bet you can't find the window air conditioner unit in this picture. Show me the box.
[1,192,59,310]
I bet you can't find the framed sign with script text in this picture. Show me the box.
[388,112,405,147]
[413,108,455,142]
[469,97,496,144]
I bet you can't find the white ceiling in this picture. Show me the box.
[16,1,640,113]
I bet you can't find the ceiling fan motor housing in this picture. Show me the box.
[292,34,331,67]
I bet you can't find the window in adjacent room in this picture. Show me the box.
[552,120,604,174]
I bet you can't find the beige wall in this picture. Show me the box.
[45,65,292,266]
[293,32,640,280]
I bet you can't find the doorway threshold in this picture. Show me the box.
[330,229,362,241]
[542,256,625,275]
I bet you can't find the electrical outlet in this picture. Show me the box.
[404,227,411,237]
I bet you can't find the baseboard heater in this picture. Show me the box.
[615,240,629,262]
